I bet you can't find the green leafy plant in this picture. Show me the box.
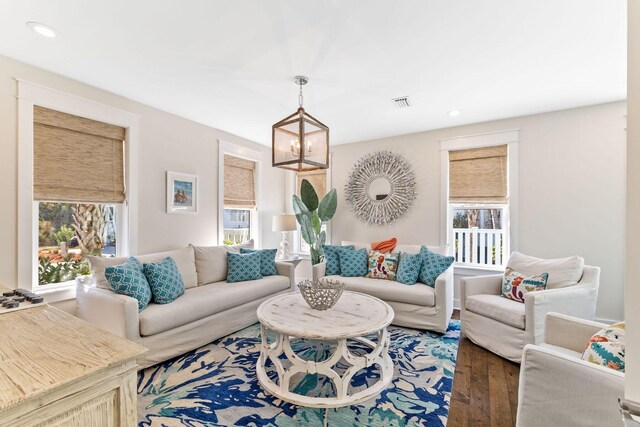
[38,255,90,285]
[292,179,338,265]
[54,225,76,245]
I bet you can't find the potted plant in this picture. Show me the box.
[292,179,337,265]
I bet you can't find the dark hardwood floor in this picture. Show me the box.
[448,311,520,427]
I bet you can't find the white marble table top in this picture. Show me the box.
[257,291,394,340]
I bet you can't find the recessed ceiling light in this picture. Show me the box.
[26,21,57,38]
[448,110,461,117]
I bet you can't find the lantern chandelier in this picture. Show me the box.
[272,76,329,171]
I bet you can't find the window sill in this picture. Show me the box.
[34,279,79,303]
[454,263,505,276]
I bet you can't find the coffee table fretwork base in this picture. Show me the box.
[256,324,393,409]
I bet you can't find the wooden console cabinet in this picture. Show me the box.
[0,304,146,426]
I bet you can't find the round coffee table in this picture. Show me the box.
[256,291,394,409]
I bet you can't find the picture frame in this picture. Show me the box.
[166,171,197,214]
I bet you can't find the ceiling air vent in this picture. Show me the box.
[392,96,411,108]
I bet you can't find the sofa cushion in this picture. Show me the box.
[418,246,454,287]
[143,257,185,304]
[139,275,290,336]
[339,248,368,277]
[465,294,525,329]
[366,250,399,280]
[240,248,278,276]
[507,251,584,289]
[89,246,197,290]
[227,251,262,283]
[396,252,423,285]
[581,322,625,372]
[323,245,354,276]
[325,275,436,307]
[192,245,229,285]
[104,257,151,311]
[501,268,549,303]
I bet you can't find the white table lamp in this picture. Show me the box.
[273,214,297,259]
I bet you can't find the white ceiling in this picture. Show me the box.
[0,0,627,145]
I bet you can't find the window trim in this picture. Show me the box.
[218,141,262,248]
[440,130,519,267]
[18,80,139,300]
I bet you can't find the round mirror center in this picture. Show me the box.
[368,176,392,201]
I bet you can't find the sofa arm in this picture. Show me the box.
[275,261,295,290]
[434,265,454,332]
[516,344,624,427]
[312,262,327,281]
[460,273,503,303]
[75,283,140,341]
[524,283,599,345]
[544,312,609,353]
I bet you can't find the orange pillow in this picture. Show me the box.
[371,238,397,254]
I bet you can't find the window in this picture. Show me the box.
[38,203,118,285]
[33,106,126,286]
[223,154,256,245]
[222,208,251,245]
[447,144,510,268]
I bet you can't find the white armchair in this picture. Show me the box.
[516,313,624,427]
[460,253,600,362]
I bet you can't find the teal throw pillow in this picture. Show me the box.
[418,246,454,287]
[396,252,423,285]
[143,257,185,304]
[240,248,278,276]
[227,251,262,283]
[104,257,151,311]
[323,245,355,275]
[339,248,368,277]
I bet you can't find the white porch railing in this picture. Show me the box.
[453,227,506,267]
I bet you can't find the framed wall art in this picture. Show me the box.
[166,171,197,214]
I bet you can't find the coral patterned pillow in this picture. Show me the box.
[501,268,548,303]
[581,322,625,372]
[367,250,399,280]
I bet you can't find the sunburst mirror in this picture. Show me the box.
[344,151,416,225]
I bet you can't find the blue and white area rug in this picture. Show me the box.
[137,321,461,427]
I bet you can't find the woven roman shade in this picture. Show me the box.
[33,106,126,203]
[449,145,508,203]
[224,155,256,208]
[297,169,327,198]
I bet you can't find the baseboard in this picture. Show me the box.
[453,298,460,311]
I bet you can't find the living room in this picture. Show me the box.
[0,1,637,426]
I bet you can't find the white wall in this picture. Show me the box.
[0,55,285,297]
[329,102,626,321]
[625,0,639,404]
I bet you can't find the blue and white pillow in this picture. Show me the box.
[227,251,262,283]
[240,248,278,276]
[418,246,454,287]
[323,245,355,276]
[396,252,423,285]
[104,257,152,311]
[143,257,185,304]
[339,248,368,277]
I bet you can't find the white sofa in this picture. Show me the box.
[76,244,294,368]
[312,241,454,333]
[460,252,600,363]
[516,313,624,427]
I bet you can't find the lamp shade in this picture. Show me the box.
[272,214,297,232]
